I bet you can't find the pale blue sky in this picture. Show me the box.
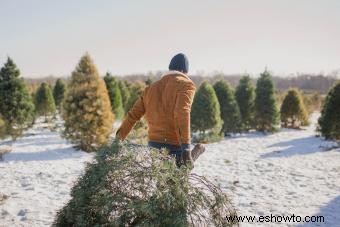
[0,0,340,77]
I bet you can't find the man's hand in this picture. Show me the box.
[115,129,123,142]
[191,144,205,161]
[181,149,194,167]
[179,143,205,168]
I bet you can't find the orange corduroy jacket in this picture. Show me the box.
[116,71,196,146]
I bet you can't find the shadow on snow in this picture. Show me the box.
[260,136,327,158]
[300,195,340,227]
[3,146,85,162]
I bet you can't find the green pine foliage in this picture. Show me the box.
[303,92,323,114]
[280,88,309,128]
[123,82,147,139]
[53,79,66,111]
[318,81,340,141]
[191,81,221,137]
[145,77,153,86]
[104,73,124,119]
[53,141,237,227]
[62,54,114,152]
[213,80,242,135]
[0,115,7,139]
[0,57,34,139]
[118,80,130,111]
[254,70,280,132]
[126,117,149,145]
[124,82,146,113]
[35,82,56,121]
[235,75,256,131]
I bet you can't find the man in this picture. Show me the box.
[116,53,205,167]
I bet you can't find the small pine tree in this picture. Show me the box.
[35,82,56,121]
[0,57,34,139]
[145,77,153,86]
[213,80,241,135]
[235,75,256,131]
[53,79,66,111]
[124,82,145,113]
[254,70,280,132]
[104,73,124,119]
[280,88,309,128]
[191,81,221,136]
[118,80,130,112]
[62,54,114,152]
[318,81,340,141]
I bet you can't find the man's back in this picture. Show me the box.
[143,71,196,145]
[116,71,196,146]
[116,53,206,167]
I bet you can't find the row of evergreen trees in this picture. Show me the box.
[31,78,66,122]
[191,70,311,139]
[1,55,338,151]
[0,57,71,139]
[0,56,133,151]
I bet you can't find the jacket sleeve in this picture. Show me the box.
[174,81,196,146]
[116,89,146,140]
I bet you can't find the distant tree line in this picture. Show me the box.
[115,73,337,94]
[25,72,337,95]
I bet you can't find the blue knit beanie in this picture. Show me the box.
[169,53,189,74]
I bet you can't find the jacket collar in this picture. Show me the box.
[161,70,190,80]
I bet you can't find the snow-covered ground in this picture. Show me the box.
[194,113,340,227]
[0,113,339,226]
[0,121,94,226]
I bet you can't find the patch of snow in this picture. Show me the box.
[0,118,94,226]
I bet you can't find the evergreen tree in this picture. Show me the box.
[104,73,124,119]
[53,142,237,226]
[0,57,34,139]
[254,70,280,132]
[318,81,340,141]
[118,80,130,111]
[235,75,255,131]
[145,77,153,86]
[191,81,221,135]
[124,82,145,113]
[121,82,148,138]
[213,80,241,135]
[280,88,309,128]
[30,90,38,123]
[0,115,7,139]
[62,54,114,152]
[53,79,66,110]
[35,82,56,121]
